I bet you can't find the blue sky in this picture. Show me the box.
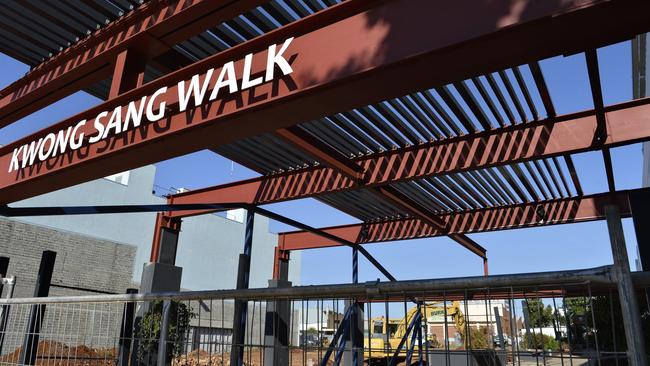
[0,40,644,286]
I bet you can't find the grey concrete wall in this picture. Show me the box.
[11,166,160,283]
[176,212,300,290]
[0,216,136,298]
[9,165,301,290]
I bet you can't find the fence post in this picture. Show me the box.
[157,299,172,366]
[118,288,138,366]
[264,252,291,366]
[0,256,8,295]
[605,205,648,366]
[20,250,56,366]
[0,255,9,354]
[0,275,15,355]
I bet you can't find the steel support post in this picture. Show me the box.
[118,288,138,366]
[605,205,648,366]
[231,210,255,366]
[151,214,182,265]
[494,307,505,350]
[265,246,291,366]
[630,189,650,270]
[20,250,56,365]
[141,215,183,293]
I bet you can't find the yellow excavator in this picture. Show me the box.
[364,301,466,364]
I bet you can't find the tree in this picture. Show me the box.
[564,297,589,316]
[524,299,554,328]
[137,300,196,361]
[465,326,490,349]
[522,333,559,350]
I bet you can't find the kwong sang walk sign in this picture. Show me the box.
[7,37,295,174]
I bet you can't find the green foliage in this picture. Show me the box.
[564,298,589,316]
[521,333,560,350]
[525,299,555,328]
[137,300,196,360]
[462,326,490,349]
[562,296,650,352]
[305,327,318,335]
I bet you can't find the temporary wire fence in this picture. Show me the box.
[0,265,648,366]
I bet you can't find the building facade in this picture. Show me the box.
[7,165,300,291]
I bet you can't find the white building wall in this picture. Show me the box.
[9,165,300,289]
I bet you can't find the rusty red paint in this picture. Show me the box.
[163,99,650,219]
[0,0,645,203]
[277,189,638,251]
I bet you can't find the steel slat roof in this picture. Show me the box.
[0,0,590,225]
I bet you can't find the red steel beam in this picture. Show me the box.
[164,97,650,216]
[0,0,269,124]
[277,189,638,251]
[0,0,649,204]
[372,186,486,258]
[109,48,147,99]
[275,124,486,258]
[276,126,365,181]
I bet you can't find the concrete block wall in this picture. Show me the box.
[0,217,136,298]
[0,217,137,355]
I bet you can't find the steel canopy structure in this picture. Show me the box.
[0,0,650,281]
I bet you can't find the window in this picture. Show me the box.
[104,171,130,185]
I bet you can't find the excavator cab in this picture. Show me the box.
[364,302,465,364]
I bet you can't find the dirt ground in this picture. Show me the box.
[0,343,333,366]
[0,340,117,366]
[172,349,332,366]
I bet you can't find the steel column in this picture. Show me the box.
[630,189,650,270]
[20,250,56,366]
[273,247,290,282]
[494,307,505,349]
[264,245,291,366]
[231,210,255,366]
[150,213,182,264]
[604,205,648,366]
